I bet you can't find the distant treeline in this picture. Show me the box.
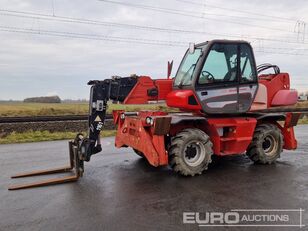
[24,96,61,103]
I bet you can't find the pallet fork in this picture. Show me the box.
[9,135,85,190]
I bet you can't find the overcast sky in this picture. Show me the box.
[0,0,308,100]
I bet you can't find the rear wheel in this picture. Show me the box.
[168,128,213,176]
[246,123,283,164]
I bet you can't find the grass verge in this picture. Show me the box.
[298,118,308,124]
[0,130,117,144]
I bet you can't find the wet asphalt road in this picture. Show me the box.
[0,126,307,231]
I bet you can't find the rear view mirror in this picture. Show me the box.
[189,43,195,54]
[167,60,173,79]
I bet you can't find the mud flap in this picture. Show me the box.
[281,112,301,150]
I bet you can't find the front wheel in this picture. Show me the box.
[168,128,213,176]
[246,123,283,164]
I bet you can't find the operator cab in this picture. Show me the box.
[171,39,258,114]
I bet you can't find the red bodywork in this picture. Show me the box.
[113,110,298,167]
[166,90,202,111]
[111,73,299,167]
[258,73,298,107]
[279,112,299,150]
[114,111,169,166]
[123,76,172,104]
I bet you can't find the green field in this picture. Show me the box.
[0,102,173,117]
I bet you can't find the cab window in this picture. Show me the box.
[240,44,257,83]
[198,44,238,85]
[174,48,202,87]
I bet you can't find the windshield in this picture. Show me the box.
[174,48,202,87]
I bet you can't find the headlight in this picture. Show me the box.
[145,116,154,126]
[120,113,125,120]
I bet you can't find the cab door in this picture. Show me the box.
[195,43,240,114]
[194,42,258,114]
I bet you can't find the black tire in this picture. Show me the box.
[246,123,283,164]
[168,128,213,176]
[133,148,144,158]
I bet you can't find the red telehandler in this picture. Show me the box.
[9,40,300,190]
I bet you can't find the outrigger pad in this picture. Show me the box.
[8,138,84,190]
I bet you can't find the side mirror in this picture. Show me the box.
[189,42,195,54]
[167,60,173,79]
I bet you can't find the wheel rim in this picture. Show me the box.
[183,140,206,167]
[262,134,277,157]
